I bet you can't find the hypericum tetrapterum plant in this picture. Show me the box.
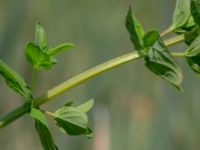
[1,0,200,149]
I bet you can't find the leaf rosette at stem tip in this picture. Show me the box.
[25,23,75,70]
[25,43,57,70]
[144,32,183,91]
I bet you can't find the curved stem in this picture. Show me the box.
[0,52,141,128]
[0,35,186,129]
[34,52,141,106]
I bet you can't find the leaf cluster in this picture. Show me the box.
[25,23,74,70]
[31,100,94,149]
[1,1,200,149]
[126,0,200,90]
[0,23,92,150]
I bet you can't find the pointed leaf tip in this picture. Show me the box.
[35,23,48,49]
[76,99,94,113]
[47,43,75,56]
[172,0,191,30]
[125,6,145,50]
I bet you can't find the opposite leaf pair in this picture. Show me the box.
[172,0,200,31]
[172,0,200,45]
[0,23,75,105]
[31,99,94,150]
[172,0,200,76]
[25,23,74,70]
[126,7,183,90]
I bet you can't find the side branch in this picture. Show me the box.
[0,34,186,128]
[0,51,141,128]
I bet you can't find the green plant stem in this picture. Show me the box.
[0,34,186,129]
[171,52,186,57]
[34,52,141,106]
[160,27,173,37]
[31,69,37,92]
[0,104,27,128]
[44,111,55,117]
[0,52,141,128]
[164,34,185,46]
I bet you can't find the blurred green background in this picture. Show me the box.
[0,0,200,150]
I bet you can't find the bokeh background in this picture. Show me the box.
[0,0,200,150]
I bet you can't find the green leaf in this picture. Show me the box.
[30,108,49,127]
[85,127,93,139]
[145,35,183,90]
[35,120,59,150]
[186,35,200,74]
[25,42,57,70]
[26,23,75,71]
[76,99,94,113]
[175,15,196,34]
[31,108,59,150]
[47,43,75,56]
[182,15,196,30]
[184,26,199,45]
[172,0,191,30]
[54,106,92,138]
[0,59,32,101]
[125,6,145,50]
[64,101,74,106]
[191,0,200,26]
[35,23,48,49]
[143,31,159,48]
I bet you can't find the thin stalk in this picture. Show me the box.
[34,52,141,106]
[31,69,37,92]
[160,27,173,37]
[164,34,185,46]
[0,35,186,129]
[171,52,186,57]
[0,52,141,128]
[0,104,27,128]
[44,111,55,117]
